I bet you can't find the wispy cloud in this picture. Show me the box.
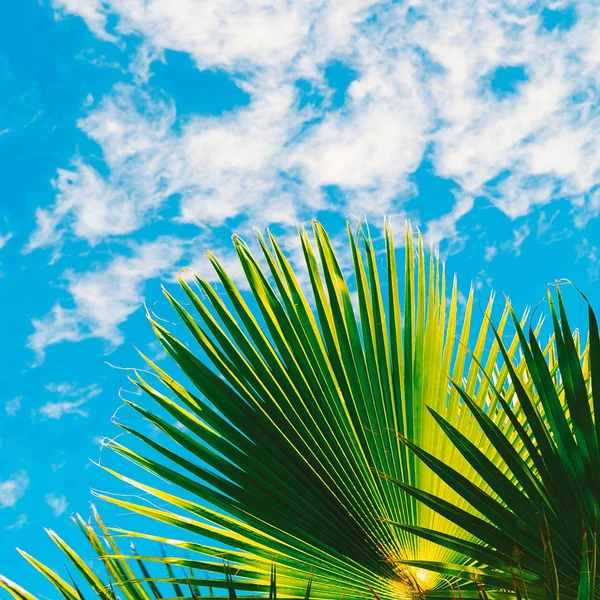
[576,238,600,281]
[35,382,102,419]
[4,513,28,531]
[572,188,600,230]
[423,195,474,251]
[501,224,531,257]
[27,238,186,363]
[0,232,12,250]
[5,397,21,417]
[0,471,29,509]
[484,245,498,263]
[45,382,101,397]
[45,493,68,517]
[36,382,101,420]
[38,399,88,419]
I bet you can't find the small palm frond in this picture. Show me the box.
[390,285,599,598]
[0,507,315,600]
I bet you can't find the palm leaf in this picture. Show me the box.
[391,284,600,597]
[72,222,529,596]
[0,220,546,598]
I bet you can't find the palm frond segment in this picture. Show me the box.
[392,285,600,598]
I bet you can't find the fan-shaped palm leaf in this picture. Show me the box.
[1,221,533,599]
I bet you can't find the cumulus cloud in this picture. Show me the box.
[51,0,117,42]
[45,493,69,517]
[51,0,317,71]
[23,0,600,357]
[25,90,177,253]
[26,161,144,252]
[26,81,310,254]
[39,0,600,239]
[0,471,29,509]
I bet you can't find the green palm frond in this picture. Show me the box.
[0,506,314,600]
[391,285,599,598]
[3,220,528,600]
[4,220,582,600]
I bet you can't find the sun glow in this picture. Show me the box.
[391,562,438,596]
[410,567,437,593]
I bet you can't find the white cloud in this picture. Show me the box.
[36,382,101,420]
[4,513,28,531]
[78,5,600,223]
[27,161,143,251]
[28,237,186,363]
[537,209,571,243]
[291,63,429,208]
[576,238,600,281]
[484,245,497,263]
[26,83,308,252]
[45,493,68,517]
[27,305,85,361]
[38,0,600,253]
[45,382,101,398]
[5,397,21,417]
[50,460,66,472]
[423,194,474,250]
[482,223,531,264]
[0,471,29,509]
[53,0,316,71]
[0,232,12,250]
[51,0,117,42]
[25,102,173,252]
[572,188,600,229]
[501,224,531,257]
[38,399,88,419]
[23,0,600,359]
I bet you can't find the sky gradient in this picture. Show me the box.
[2,0,600,593]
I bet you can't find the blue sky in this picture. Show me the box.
[2,0,600,593]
